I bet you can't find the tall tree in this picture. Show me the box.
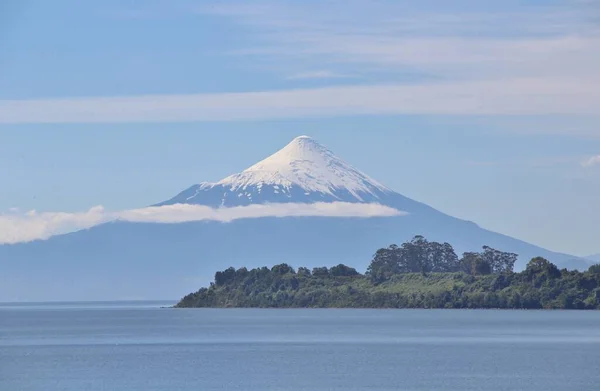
[525,257,561,283]
[481,246,518,273]
[460,252,492,275]
[427,241,460,272]
[401,235,429,273]
[368,236,461,280]
[367,244,401,282]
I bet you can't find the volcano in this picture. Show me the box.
[0,136,589,301]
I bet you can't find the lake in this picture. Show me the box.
[1,302,599,390]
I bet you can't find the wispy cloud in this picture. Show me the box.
[0,202,404,244]
[203,2,600,81]
[1,1,598,129]
[198,2,600,131]
[582,155,600,167]
[1,77,598,124]
[0,206,108,244]
[199,2,597,38]
[286,70,352,80]
[2,1,598,131]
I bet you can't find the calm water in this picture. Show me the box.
[1,303,599,391]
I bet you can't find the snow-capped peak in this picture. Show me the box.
[216,135,390,200]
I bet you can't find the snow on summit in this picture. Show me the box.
[217,136,390,199]
[157,135,394,207]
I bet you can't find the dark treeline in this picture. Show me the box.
[177,236,600,310]
[367,235,517,282]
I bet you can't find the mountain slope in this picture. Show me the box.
[586,254,600,263]
[0,215,584,302]
[0,136,588,301]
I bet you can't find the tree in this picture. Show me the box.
[312,267,329,278]
[525,257,560,280]
[180,241,600,310]
[588,264,600,274]
[472,257,492,275]
[235,267,249,279]
[401,235,429,273]
[481,246,517,274]
[271,263,295,275]
[367,244,401,283]
[460,252,491,275]
[297,267,312,277]
[214,267,236,286]
[367,236,461,281]
[427,241,460,272]
[329,264,359,277]
[460,252,476,274]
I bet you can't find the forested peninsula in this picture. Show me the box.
[176,236,600,310]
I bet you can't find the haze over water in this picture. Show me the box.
[1,302,599,391]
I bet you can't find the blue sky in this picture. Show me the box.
[1,0,599,255]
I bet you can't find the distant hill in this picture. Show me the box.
[0,136,588,301]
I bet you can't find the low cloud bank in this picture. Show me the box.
[0,202,404,244]
[582,155,600,168]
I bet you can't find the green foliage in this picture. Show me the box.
[271,263,296,275]
[460,252,492,276]
[524,257,561,287]
[481,246,518,274]
[176,237,600,310]
[312,267,329,278]
[214,267,236,286]
[297,267,311,276]
[588,264,600,274]
[329,264,359,277]
[367,236,514,283]
[178,262,600,310]
[473,257,492,275]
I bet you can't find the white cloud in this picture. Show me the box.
[1,77,598,124]
[286,70,352,80]
[0,206,108,244]
[582,155,600,167]
[0,202,404,244]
